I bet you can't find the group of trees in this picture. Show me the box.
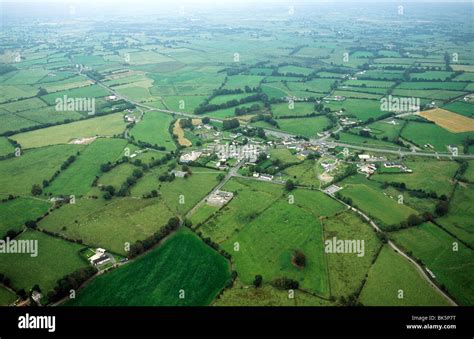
[46,266,98,304]
[222,118,240,130]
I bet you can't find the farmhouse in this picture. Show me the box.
[88,248,110,266]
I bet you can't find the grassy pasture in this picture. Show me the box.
[358,245,450,306]
[442,101,473,118]
[0,144,82,196]
[200,178,284,243]
[278,65,314,76]
[391,222,474,305]
[40,85,109,105]
[0,285,17,306]
[40,197,174,255]
[0,197,51,237]
[325,98,385,122]
[0,230,87,295]
[158,170,221,216]
[129,112,176,150]
[268,148,301,165]
[66,228,230,306]
[215,283,333,306]
[277,116,331,137]
[283,160,320,187]
[401,121,474,152]
[12,113,126,149]
[45,138,128,196]
[220,199,330,296]
[338,182,418,229]
[0,137,14,156]
[371,158,458,196]
[437,184,474,247]
[323,211,381,299]
[271,102,315,117]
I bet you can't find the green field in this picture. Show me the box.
[283,160,320,187]
[359,245,450,306]
[338,182,419,229]
[0,197,51,237]
[277,116,331,137]
[45,138,128,196]
[437,184,474,247]
[0,285,17,306]
[271,102,316,117]
[0,144,82,196]
[268,148,301,165]
[220,199,330,296]
[0,137,15,156]
[155,169,221,216]
[372,158,459,196]
[129,112,176,150]
[215,282,333,306]
[200,178,284,242]
[325,98,386,121]
[0,230,87,294]
[401,121,474,152]
[391,222,474,305]
[323,211,381,299]
[40,197,174,255]
[66,228,230,306]
[12,113,127,149]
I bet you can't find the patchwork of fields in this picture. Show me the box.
[0,1,472,309]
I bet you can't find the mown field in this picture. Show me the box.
[66,228,230,306]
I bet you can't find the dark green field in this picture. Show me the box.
[66,228,230,306]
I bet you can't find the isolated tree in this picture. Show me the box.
[31,184,42,196]
[293,250,307,268]
[435,201,449,216]
[253,275,263,288]
[285,179,295,191]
